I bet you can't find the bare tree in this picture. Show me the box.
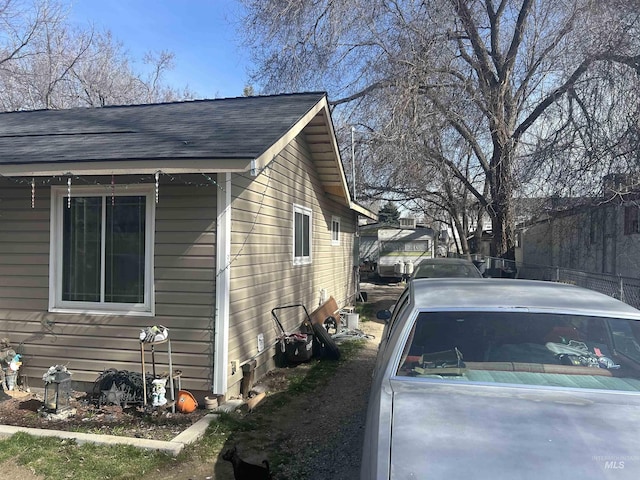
[0,0,54,65]
[355,106,487,255]
[67,30,149,107]
[0,0,66,110]
[0,0,193,111]
[241,0,640,258]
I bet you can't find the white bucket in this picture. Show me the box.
[346,313,359,330]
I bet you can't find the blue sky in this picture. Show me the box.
[69,0,251,99]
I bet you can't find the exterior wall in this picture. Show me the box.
[610,205,640,278]
[153,181,217,391]
[226,133,357,395]
[0,176,216,392]
[522,211,597,275]
[521,203,640,278]
[521,219,553,270]
[359,234,378,265]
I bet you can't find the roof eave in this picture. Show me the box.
[0,157,253,177]
[350,201,378,220]
[253,95,377,219]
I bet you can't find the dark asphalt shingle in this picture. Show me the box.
[0,92,326,165]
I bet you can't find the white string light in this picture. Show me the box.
[67,177,71,208]
[155,172,160,204]
[1,171,227,190]
[31,178,35,209]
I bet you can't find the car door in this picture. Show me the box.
[374,286,412,377]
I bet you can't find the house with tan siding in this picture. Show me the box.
[0,92,375,401]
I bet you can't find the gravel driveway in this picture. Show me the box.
[206,281,405,480]
[282,281,404,480]
[174,281,406,480]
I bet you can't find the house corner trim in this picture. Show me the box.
[213,173,232,395]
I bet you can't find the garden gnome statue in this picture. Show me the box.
[151,377,168,407]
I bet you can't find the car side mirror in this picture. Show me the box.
[376,310,392,322]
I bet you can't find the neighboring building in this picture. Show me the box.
[359,218,436,279]
[0,93,375,399]
[518,193,640,278]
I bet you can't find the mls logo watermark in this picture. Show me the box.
[605,461,625,470]
[594,455,639,471]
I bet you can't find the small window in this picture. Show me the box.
[399,217,416,229]
[624,205,639,235]
[49,186,155,315]
[331,216,340,246]
[293,204,312,265]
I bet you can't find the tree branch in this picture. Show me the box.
[450,0,498,88]
[501,0,533,83]
[514,58,591,140]
[609,54,640,73]
[328,79,392,106]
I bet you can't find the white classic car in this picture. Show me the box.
[361,278,640,479]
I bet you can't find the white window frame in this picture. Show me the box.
[331,216,341,246]
[49,185,155,316]
[293,204,312,265]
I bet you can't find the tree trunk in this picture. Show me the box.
[451,213,470,255]
[489,137,516,260]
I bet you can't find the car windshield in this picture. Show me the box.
[397,311,640,392]
[413,263,480,278]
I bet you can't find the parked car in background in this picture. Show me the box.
[362,278,640,479]
[412,257,482,279]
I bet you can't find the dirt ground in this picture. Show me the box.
[0,388,208,441]
[0,281,406,480]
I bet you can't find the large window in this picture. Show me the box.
[293,204,312,265]
[50,186,154,315]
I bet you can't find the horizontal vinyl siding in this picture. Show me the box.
[314,200,356,307]
[0,178,216,392]
[148,182,217,391]
[226,134,357,389]
[0,182,51,321]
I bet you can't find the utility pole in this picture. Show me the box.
[351,126,357,201]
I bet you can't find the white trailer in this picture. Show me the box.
[376,228,434,279]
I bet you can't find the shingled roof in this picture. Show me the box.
[0,92,326,167]
[0,92,377,219]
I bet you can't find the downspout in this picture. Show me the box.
[213,173,231,395]
[354,217,361,302]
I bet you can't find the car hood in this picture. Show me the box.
[390,380,640,479]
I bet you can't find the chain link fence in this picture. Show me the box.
[470,256,640,311]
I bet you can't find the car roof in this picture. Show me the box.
[416,258,476,265]
[409,278,640,318]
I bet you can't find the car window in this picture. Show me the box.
[607,318,640,363]
[413,263,481,278]
[396,311,640,392]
